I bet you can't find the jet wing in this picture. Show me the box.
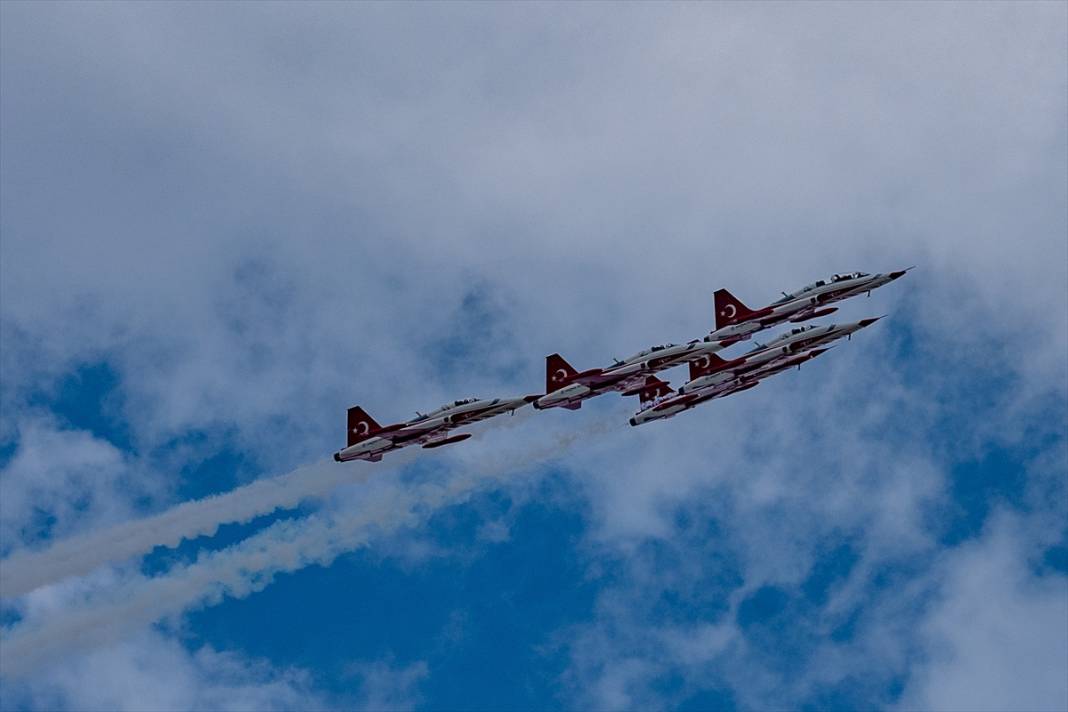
[572,370,634,388]
[814,285,865,304]
[691,380,759,405]
[374,421,447,444]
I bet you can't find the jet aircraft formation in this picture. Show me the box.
[334,269,910,463]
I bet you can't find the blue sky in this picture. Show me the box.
[1,3,1066,710]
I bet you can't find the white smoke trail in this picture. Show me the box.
[0,461,513,677]
[0,416,621,677]
[0,404,612,599]
[0,458,383,599]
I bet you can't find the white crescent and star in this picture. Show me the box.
[552,368,569,382]
[722,303,737,318]
[355,421,370,435]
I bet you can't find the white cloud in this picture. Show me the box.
[0,418,156,553]
[0,628,327,712]
[0,2,1065,709]
[2,1,1064,459]
[900,515,1068,712]
[343,659,428,712]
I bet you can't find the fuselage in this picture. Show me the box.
[335,434,398,462]
[774,270,906,307]
[410,396,534,430]
[534,370,644,410]
[633,347,831,426]
[629,380,757,426]
[335,395,534,462]
[684,321,874,394]
[709,269,907,342]
[748,318,879,356]
[535,340,726,410]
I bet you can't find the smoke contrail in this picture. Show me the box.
[0,409,616,600]
[0,417,621,677]
[0,458,379,599]
[0,463,509,677]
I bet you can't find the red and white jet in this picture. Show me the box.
[334,395,538,463]
[628,348,830,426]
[708,268,909,342]
[681,318,881,394]
[534,339,727,411]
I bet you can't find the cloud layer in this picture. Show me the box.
[2,2,1065,709]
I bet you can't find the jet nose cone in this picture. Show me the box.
[889,266,914,280]
[628,417,638,427]
[523,394,541,404]
[858,316,884,328]
[333,452,342,462]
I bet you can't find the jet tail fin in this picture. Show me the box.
[688,353,734,381]
[546,353,580,394]
[347,406,382,447]
[714,289,759,329]
[627,375,674,405]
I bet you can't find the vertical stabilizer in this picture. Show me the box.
[714,289,758,329]
[546,353,580,394]
[688,353,735,381]
[347,406,381,447]
[635,376,674,405]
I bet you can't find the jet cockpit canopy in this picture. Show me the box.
[621,344,678,364]
[776,272,871,303]
[413,398,480,421]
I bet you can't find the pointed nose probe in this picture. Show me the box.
[857,316,885,328]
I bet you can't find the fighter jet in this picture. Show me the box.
[680,319,879,394]
[776,269,912,307]
[628,348,829,426]
[747,317,883,355]
[708,268,909,341]
[534,339,727,411]
[334,395,537,463]
[679,346,830,395]
[626,374,752,427]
